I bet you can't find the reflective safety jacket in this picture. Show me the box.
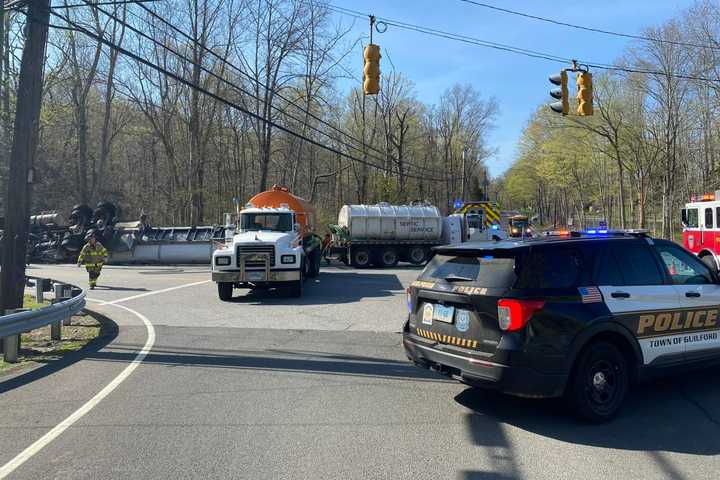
[78,242,108,267]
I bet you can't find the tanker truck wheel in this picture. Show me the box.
[379,248,399,268]
[408,246,428,265]
[351,247,371,268]
[218,282,233,301]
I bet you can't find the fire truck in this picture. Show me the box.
[681,191,720,269]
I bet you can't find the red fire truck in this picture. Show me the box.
[681,191,720,269]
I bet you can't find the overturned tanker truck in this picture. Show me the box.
[1,201,226,264]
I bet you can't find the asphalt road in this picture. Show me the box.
[0,264,719,479]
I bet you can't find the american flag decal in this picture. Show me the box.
[578,286,603,303]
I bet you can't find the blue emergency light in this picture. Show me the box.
[454,200,463,209]
[491,224,499,230]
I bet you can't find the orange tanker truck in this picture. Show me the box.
[211,186,322,299]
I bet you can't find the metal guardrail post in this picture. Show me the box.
[35,278,44,303]
[52,283,66,339]
[3,310,20,363]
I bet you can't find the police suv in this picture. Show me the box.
[403,230,720,421]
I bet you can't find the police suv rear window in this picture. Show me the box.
[515,245,589,289]
[419,254,516,288]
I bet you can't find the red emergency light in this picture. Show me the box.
[703,193,716,201]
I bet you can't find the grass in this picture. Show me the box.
[0,313,102,373]
[22,294,49,310]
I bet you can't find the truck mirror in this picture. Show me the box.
[294,223,300,232]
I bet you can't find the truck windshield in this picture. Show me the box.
[419,253,517,287]
[241,213,293,232]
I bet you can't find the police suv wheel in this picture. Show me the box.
[567,342,629,422]
[217,282,233,301]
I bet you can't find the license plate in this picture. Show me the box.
[433,304,455,323]
[247,271,266,282]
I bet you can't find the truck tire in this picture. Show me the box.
[379,247,399,268]
[287,268,304,297]
[306,249,321,278]
[218,282,233,301]
[408,246,428,265]
[351,247,371,268]
[566,341,629,422]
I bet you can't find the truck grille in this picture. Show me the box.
[237,245,275,268]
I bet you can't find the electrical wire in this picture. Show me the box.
[54,0,159,8]
[322,1,720,83]
[455,0,720,52]
[84,0,447,179]
[133,1,424,171]
[46,8,448,182]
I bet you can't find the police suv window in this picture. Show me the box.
[593,246,624,286]
[706,208,714,228]
[419,253,517,288]
[611,244,664,286]
[515,245,590,289]
[655,244,713,285]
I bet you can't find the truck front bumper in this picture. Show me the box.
[212,270,300,283]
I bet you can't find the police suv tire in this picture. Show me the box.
[566,341,629,422]
[218,282,233,301]
[408,246,427,265]
[351,247,371,268]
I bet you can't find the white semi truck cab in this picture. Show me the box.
[211,186,322,300]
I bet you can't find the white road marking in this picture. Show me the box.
[0,304,156,479]
[101,279,210,305]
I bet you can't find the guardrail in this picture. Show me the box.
[0,277,86,363]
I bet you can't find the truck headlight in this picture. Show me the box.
[215,256,231,266]
[281,254,296,264]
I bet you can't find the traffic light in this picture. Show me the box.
[576,71,593,116]
[363,44,381,95]
[549,70,568,115]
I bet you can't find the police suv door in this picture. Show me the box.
[651,240,720,362]
[595,240,684,366]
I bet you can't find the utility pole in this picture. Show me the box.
[0,0,50,313]
[461,147,467,201]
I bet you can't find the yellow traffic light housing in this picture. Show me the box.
[363,44,381,95]
[549,70,568,115]
[576,71,593,116]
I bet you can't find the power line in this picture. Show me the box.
[133,2,429,173]
[455,0,720,52]
[46,8,447,182]
[324,3,570,63]
[54,0,159,8]
[90,1,447,178]
[323,1,720,83]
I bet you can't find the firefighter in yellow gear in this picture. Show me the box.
[77,236,108,289]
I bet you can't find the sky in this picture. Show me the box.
[330,0,696,177]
